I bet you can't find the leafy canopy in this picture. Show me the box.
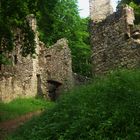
[37,0,91,76]
[0,0,91,76]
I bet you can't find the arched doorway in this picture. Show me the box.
[47,80,62,101]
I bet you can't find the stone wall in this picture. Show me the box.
[45,39,73,90]
[0,16,73,102]
[0,15,39,102]
[90,5,140,75]
[37,38,74,100]
[89,0,113,22]
[0,40,39,102]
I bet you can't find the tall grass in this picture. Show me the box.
[9,69,140,140]
[0,98,53,122]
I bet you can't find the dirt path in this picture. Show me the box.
[0,110,43,140]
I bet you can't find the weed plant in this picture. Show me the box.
[8,70,140,140]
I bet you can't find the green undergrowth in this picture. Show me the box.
[8,69,140,140]
[0,98,54,122]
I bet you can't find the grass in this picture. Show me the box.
[0,98,54,122]
[8,69,140,140]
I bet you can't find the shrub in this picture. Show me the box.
[9,69,140,140]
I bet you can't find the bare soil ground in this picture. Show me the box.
[0,110,43,140]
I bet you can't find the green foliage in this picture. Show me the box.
[70,18,91,76]
[37,0,91,76]
[0,0,91,76]
[9,69,140,140]
[0,98,54,122]
[0,0,36,57]
[0,54,11,65]
[118,0,140,24]
[21,21,36,56]
[38,0,79,44]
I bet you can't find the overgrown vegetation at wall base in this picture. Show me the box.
[0,98,54,122]
[8,70,140,140]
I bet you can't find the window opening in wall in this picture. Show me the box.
[131,30,140,40]
[37,74,44,98]
[129,25,133,35]
[0,50,2,70]
[124,33,130,40]
[14,55,18,64]
[45,54,51,61]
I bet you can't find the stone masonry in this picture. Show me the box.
[0,15,73,102]
[38,39,73,100]
[90,2,140,75]
[89,0,113,22]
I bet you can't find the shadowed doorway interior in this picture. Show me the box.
[47,80,62,101]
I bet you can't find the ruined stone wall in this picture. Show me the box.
[0,53,38,102]
[89,0,113,21]
[0,15,39,102]
[0,16,73,102]
[37,38,74,100]
[45,39,73,92]
[90,5,140,75]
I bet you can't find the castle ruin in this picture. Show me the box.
[1,1,140,102]
[90,0,140,75]
[0,15,73,102]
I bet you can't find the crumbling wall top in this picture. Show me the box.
[89,0,113,22]
[90,4,140,75]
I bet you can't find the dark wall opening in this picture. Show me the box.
[47,80,62,101]
[37,74,43,98]
[14,55,18,64]
[0,50,2,71]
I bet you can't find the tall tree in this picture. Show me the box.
[37,0,91,76]
[37,0,80,45]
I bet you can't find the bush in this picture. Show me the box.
[9,69,140,140]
